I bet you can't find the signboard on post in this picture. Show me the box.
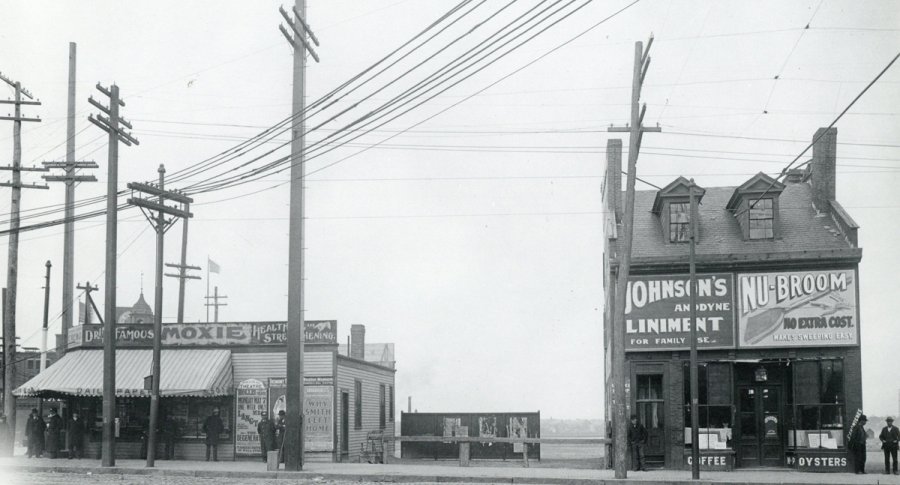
[235,379,267,457]
[624,273,735,351]
[304,385,334,452]
[737,269,857,348]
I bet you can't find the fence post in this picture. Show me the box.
[522,442,530,468]
[458,426,469,467]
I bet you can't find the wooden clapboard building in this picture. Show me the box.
[15,321,396,462]
[602,128,863,473]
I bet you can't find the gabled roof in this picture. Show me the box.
[651,176,706,214]
[726,172,786,212]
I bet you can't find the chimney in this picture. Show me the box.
[606,139,623,222]
[350,324,365,360]
[810,127,837,211]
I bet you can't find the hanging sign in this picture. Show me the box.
[624,273,735,351]
[737,269,857,348]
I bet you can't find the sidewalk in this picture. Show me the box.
[2,456,900,485]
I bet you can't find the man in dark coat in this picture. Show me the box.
[45,408,63,458]
[627,414,648,471]
[880,416,900,475]
[202,409,224,462]
[850,414,869,474]
[257,411,277,463]
[275,410,286,463]
[24,408,45,458]
[66,411,85,459]
[0,414,11,457]
[160,414,178,460]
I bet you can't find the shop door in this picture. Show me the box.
[341,391,350,459]
[635,374,665,465]
[737,386,783,467]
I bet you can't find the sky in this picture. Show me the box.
[0,0,898,420]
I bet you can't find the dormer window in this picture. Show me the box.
[727,172,784,240]
[669,202,690,242]
[652,176,705,244]
[748,198,774,239]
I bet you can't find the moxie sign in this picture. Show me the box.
[625,273,735,351]
[71,320,338,347]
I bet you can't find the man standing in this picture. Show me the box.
[67,411,85,459]
[45,408,62,458]
[0,415,10,457]
[202,409,224,462]
[850,414,869,474]
[627,414,648,472]
[257,411,276,463]
[275,410,286,463]
[24,408,45,458]
[880,416,899,475]
[160,414,178,460]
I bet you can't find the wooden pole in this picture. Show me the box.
[40,261,51,372]
[689,181,700,480]
[176,203,189,323]
[61,42,77,353]
[146,165,166,467]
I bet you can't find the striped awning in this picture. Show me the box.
[14,349,232,398]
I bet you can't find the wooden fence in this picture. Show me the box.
[382,436,610,467]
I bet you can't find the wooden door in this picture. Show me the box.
[738,386,783,467]
[635,374,665,463]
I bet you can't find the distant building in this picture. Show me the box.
[603,128,862,473]
[78,291,154,324]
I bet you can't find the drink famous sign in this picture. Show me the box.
[70,320,338,347]
[625,273,735,351]
[737,269,858,348]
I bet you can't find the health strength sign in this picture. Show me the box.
[737,269,857,348]
[624,273,735,351]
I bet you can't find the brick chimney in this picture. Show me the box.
[350,324,365,360]
[810,127,837,211]
[606,139,623,222]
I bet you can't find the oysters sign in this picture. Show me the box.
[737,269,857,348]
[624,273,735,351]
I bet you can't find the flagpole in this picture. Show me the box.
[206,255,210,323]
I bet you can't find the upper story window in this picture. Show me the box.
[748,198,774,239]
[669,202,690,242]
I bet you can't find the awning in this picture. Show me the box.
[14,349,233,398]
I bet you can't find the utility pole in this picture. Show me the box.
[77,282,101,325]
[0,72,45,449]
[41,261,52,372]
[42,43,97,355]
[164,208,200,324]
[278,0,320,470]
[88,82,139,467]
[688,180,700,480]
[203,286,227,323]
[606,35,660,480]
[127,165,193,467]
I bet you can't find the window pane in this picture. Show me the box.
[748,198,774,239]
[708,363,731,405]
[670,202,690,242]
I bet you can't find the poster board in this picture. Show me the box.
[235,379,267,456]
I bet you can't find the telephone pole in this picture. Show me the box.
[607,35,660,480]
[127,165,193,467]
[164,207,200,324]
[278,0,320,470]
[688,180,700,480]
[0,72,45,448]
[77,282,102,325]
[40,261,52,372]
[42,43,97,355]
[203,286,227,323]
[88,82,139,467]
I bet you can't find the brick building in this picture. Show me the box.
[603,128,863,473]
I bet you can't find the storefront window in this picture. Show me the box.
[164,397,233,441]
[789,360,844,449]
[683,363,733,449]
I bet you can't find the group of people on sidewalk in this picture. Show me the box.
[256,410,288,463]
[20,408,86,459]
[845,414,899,475]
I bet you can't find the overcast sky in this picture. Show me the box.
[1,1,899,419]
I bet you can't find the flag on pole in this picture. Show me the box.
[208,258,221,274]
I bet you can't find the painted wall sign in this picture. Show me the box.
[737,269,857,348]
[684,452,733,471]
[624,273,735,351]
[794,450,850,472]
[235,379,267,457]
[71,320,338,347]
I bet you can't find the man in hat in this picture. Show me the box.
[24,408,45,458]
[850,414,869,474]
[275,410,286,463]
[627,414,648,471]
[45,408,62,458]
[257,411,277,463]
[880,416,900,475]
[202,409,224,462]
[67,411,85,459]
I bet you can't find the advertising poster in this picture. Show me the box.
[235,379,267,456]
[268,378,287,418]
[73,321,338,347]
[624,273,735,351]
[304,385,334,452]
[737,269,857,348]
[479,416,497,438]
[509,417,528,453]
